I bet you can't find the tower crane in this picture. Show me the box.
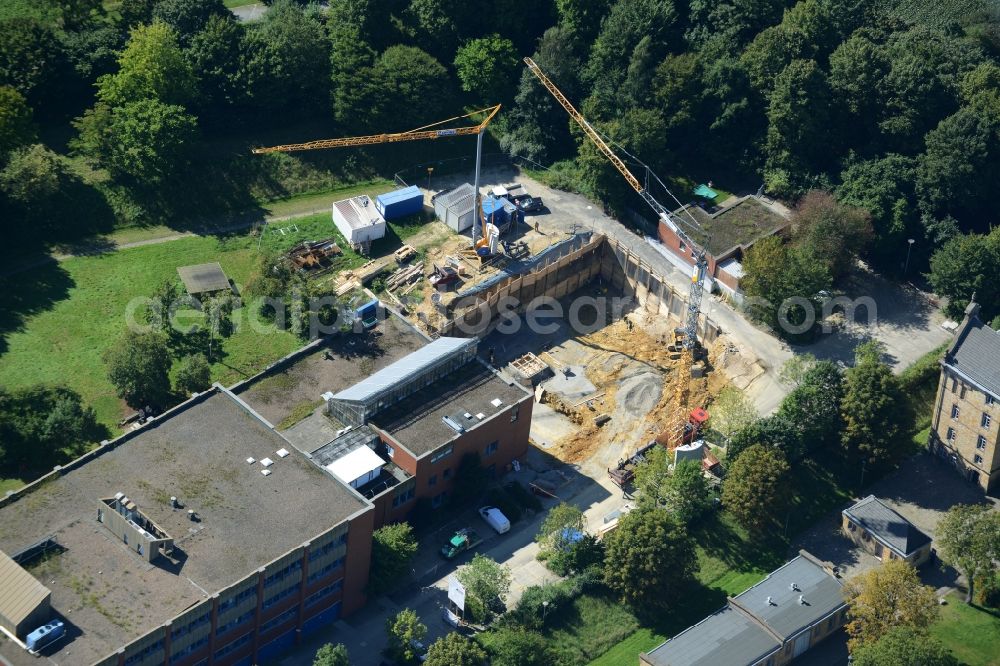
[524,57,708,453]
[251,105,501,244]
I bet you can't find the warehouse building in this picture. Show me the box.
[0,388,375,666]
[641,552,846,666]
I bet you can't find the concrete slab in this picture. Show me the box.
[540,365,596,401]
[529,402,576,448]
[281,409,339,454]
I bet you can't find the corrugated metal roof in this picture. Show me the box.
[332,195,384,231]
[330,337,476,404]
[177,262,230,295]
[843,495,931,557]
[946,314,1000,398]
[377,185,422,207]
[0,549,50,630]
[439,184,476,214]
[732,555,844,639]
[643,605,780,666]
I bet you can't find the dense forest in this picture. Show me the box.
[1,0,999,316]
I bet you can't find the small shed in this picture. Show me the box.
[324,446,385,489]
[842,495,932,566]
[0,549,51,639]
[177,262,231,297]
[481,195,516,227]
[434,183,476,233]
[376,185,424,220]
[332,195,386,251]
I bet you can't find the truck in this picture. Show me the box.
[440,528,483,560]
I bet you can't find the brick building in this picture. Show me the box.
[0,389,374,666]
[841,495,932,566]
[656,197,790,299]
[929,300,1000,493]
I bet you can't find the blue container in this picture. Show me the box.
[26,620,64,653]
[376,186,424,220]
[481,196,509,226]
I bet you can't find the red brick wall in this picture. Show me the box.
[340,508,374,615]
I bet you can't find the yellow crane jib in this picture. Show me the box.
[250,104,502,154]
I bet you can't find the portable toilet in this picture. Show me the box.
[376,185,424,220]
[354,299,379,329]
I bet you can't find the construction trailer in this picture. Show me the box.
[434,183,477,233]
[376,185,424,220]
[332,195,386,252]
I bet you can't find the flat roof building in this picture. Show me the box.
[0,389,374,666]
[642,552,846,666]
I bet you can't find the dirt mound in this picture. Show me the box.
[618,371,662,418]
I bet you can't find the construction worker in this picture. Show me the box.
[534,219,540,233]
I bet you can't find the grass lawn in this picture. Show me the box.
[546,593,640,664]
[930,592,1000,666]
[224,0,260,7]
[0,184,402,440]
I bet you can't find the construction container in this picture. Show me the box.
[331,195,386,250]
[481,195,511,226]
[376,185,424,220]
[433,183,476,232]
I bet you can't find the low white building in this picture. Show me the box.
[332,195,386,251]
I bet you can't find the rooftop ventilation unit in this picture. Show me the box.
[114,491,125,501]
[798,595,806,605]
[766,596,774,606]
[261,469,272,477]
[276,448,290,458]
[475,413,485,420]
[790,582,799,591]
[246,457,256,464]
[442,416,465,433]
[260,458,274,468]
[490,398,504,407]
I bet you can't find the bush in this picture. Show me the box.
[505,571,602,631]
[503,480,542,512]
[973,574,1000,608]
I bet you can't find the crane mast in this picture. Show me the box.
[523,57,707,451]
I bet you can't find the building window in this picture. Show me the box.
[952,404,960,419]
[960,385,967,399]
[847,521,855,532]
[97,509,103,523]
[951,377,958,393]
[978,435,988,450]
[385,444,395,459]
[213,633,252,660]
[217,610,254,636]
[261,607,296,634]
[307,557,344,584]
[946,427,956,442]
[679,241,687,253]
[431,492,447,508]
[443,468,452,480]
[430,445,454,464]
[263,585,298,609]
[510,407,519,423]
[975,454,983,465]
[485,440,499,457]
[983,413,992,429]
[428,475,437,487]
[987,394,996,406]
[827,616,835,631]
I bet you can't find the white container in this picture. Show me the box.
[479,506,511,534]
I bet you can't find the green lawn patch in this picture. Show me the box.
[277,399,323,431]
[588,627,665,666]
[930,592,1000,666]
[224,0,259,7]
[545,592,640,664]
[0,477,26,494]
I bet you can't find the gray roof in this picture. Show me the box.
[0,549,49,631]
[330,337,477,404]
[177,262,230,294]
[438,183,476,214]
[332,195,384,231]
[642,605,779,666]
[946,314,1000,398]
[0,390,369,664]
[843,495,931,557]
[732,555,845,639]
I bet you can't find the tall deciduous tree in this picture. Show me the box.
[372,46,451,128]
[384,608,427,665]
[776,359,844,456]
[935,504,1000,604]
[843,559,939,650]
[0,86,34,156]
[479,628,558,666]
[556,0,612,44]
[369,522,419,595]
[536,502,585,553]
[0,18,70,113]
[841,341,908,464]
[96,21,196,108]
[722,444,789,533]
[329,23,379,132]
[174,354,211,395]
[151,0,228,45]
[709,385,758,441]
[927,228,1000,321]
[792,190,872,280]
[312,643,349,666]
[456,554,512,617]
[602,507,697,610]
[186,15,245,112]
[103,329,174,408]
[454,34,518,102]
[851,627,956,666]
[0,386,106,472]
[424,632,487,666]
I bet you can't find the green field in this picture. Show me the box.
[0,183,409,434]
[930,593,1000,666]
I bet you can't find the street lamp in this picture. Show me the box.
[542,601,550,624]
[586,205,594,233]
[904,238,915,276]
[427,166,434,191]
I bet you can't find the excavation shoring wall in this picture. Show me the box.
[437,234,721,344]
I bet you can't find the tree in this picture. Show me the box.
[312,643,349,666]
[843,559,939,650]
[174,354,211,395]
[792,190,872,280]
[96,21,196,108]
[709,385,758,441]
[537,502,585,552]
[151,0,228,45]
[385,608,426,664]
[0,18,70,112]
[0,144,71,227]
[775,360,844,455]
[328,22,379,132]
[935,503,1000,604]
[186,15,245,112]
[456,553,512,617]
[401,0,461,61]
[372,45,451,128]
[454,34,518,101]
[764,59,835,195]
[722,444,789,533]
[369,522,419,595]
[104,329,173,408]
[927,228,1000,321]
[828,32,889,148]
[77,98,198,187]
[556,0,612,43]
[479,627,558,666]
[851,627,957,666]
[840,340,908,464]
[242,1,330,116]
[118,0,157,27]
[423,632,487,666]
[602,507,697,610]
[633,450,712,522]
[0,86,34,156]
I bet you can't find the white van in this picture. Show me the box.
[478,506,511,534]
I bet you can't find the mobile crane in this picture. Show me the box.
[251,105,502,246]
[523,57,708,453]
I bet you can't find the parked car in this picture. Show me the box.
[479,506,511,534]
[440,528,483,559]
[516,195,544,213]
